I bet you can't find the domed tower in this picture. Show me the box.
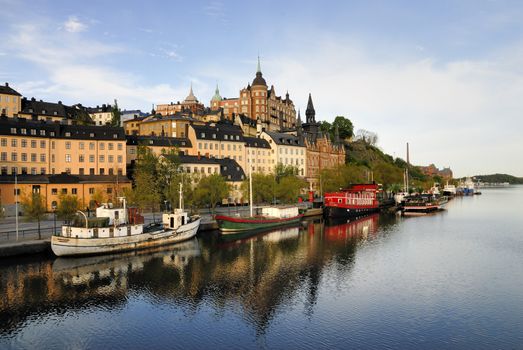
[211,84,222,110]
[250,56,268,124]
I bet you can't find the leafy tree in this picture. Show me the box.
[355,129,378,146]
[110,99,121,127]
[21,192,47,239]
[134,167,161,221]
[193,174,230,214]
[275,163,299,183]
[241,172,277,204]
[56,194,79,224]
[275,176,307,204]
[90,188,107,209]
[319,121,332,137]
[332,116,354,140]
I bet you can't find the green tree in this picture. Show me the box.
[241,172,277,204]
[320,121,332,138]
[134,168,161,221]
[90,188,107,208]
[56,194,79,224]
[332,116,354,140]
[21,192,47,239]
[275,163,299,183]
[193,174,230,214]
[110,99,121,126]
[275,175,306,204]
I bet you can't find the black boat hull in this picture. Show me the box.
[323,206,379,219]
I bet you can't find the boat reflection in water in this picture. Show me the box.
[52,238,202,282]
[218,224,302,244]
[324,214,380,242]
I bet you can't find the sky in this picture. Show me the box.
[1,0,522,177]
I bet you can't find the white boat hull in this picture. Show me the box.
[51,218,201,257]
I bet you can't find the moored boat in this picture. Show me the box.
[323,183,380,220]
[52,187,200,257]
[216,206,303,233]
[402,195,441,215]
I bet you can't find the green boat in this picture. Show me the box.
[215,208,303,233]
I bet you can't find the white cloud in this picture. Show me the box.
[63,16,87,33]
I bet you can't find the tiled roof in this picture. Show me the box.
[216,157,246,182]
[244,136,270,149]
[265,131,305,146]
[0,83,21,96]
[191,122,244,142]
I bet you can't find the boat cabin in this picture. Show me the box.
[324,184,379,208]
[261,206,299,219]
[162,209,189,230]
[96,203,127,226]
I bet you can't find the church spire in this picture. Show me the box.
[305,93,316,124]
[297,109,302,126]
[257,55,261,73]
[212,83,222,101]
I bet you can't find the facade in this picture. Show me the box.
[300,94,345,191]
[126,135,192,166]
[260,131,306,177]
[156,85,205,116]
[18,98,93,125]
[187,122,247,171]
[138,113,203,138]
[123,114,150,135]
[0,83,22,118]
[86,104,113,126]
[0,174,131,213]
[210,59,296,132]
[0,117,126,177]
[419,164,453,179]
[244,136,273,174]
[121,109,147,123]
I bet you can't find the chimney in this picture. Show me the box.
[58,101,62,105]
[31,97,36,101]
[5,82,8,87]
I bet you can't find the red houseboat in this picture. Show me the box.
[323,183,380,219]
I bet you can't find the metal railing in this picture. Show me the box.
[0,227,59,241]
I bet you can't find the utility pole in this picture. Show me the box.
[15,173,19,241]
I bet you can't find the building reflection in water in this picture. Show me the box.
[0,215,395,336]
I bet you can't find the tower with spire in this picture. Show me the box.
[302,93,320,142]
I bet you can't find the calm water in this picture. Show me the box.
[1,187,523,349]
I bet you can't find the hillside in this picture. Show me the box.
[474,173,523,184]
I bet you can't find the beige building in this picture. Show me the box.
[87,104,113,126]
[187,122,247,171]
[126,135,192,166]
[138,113,203,138]
[156,85,205,116]
[0,83,22,118]
[260,131,306,177]
[244,136,273,174]
[123,114,150,135]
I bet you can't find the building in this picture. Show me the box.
[137,113,203,138]
[156,85,205,116]
[260,130,306,177]
[123,114,150,135]
[162,154,246,204]
[121,109,147,123]
[300,94,345,191]
[19,98,93,125]
[0,117,126,177]
[0,83,22,117]
[419,164,453,179]
[0,173,131,213]
[244,136,273,174]
[86,104,113,126]
[210,58,297,132]
[126,135,192,167]
[187,122,247,171]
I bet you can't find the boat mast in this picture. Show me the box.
[179,182,183,210]
[249,150,253,217]
[406,142,410,193]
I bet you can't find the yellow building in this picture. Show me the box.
[0,117,126,177]
[138,113,203,138]
[126,135,192,166]
[0,83,22,117]
[244,136,273,174]
[123,114,150,135]
[187,122,247,171]
[156,85,205,116]
[0,174,131,212]
[86,104,113,126]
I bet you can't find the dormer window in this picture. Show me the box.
[31,129,36,135]
[212,134,216,139]
[53,111,58,115]
[223,166,227,171]
[21,128,27,135]
[42,110,46,114]
[236,135,239,140]
[149,140,153,145]
[40,130,45,136]
[50,131,55,137]
[113,134,118,139]
[201,132,205,138]
[10,128,16,134]
[181,142,185,146]
[28,108,33,113]
[224,135,228,140]
[90,133,94,137]
[65,132,71,137]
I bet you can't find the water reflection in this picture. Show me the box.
[0,215,395,342]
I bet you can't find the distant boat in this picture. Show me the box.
[402,195,442,215]
[323,183,380,219]
[52,185,200,257]
[443,181,457,196]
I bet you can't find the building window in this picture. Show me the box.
[72,188,77,195]
[21,139,27,148]
[107,187,112,194]
[0,138,5,147]
[89,188,94,194]
[89,142,95,150]
[79,168,84,175]
[100,143,105,150]
[31,168,36,175]
[11,167,17,175]
[21,128,26,135]
[117,143,123,151]
[89,155,95,162]
[66,142,71,149]
[31,140,36,148]
[108,143,114,150]
[31,153,36,162]
[51,141,55,149]
[51,188,58,195]
[100,155,105,162]
[40,130,45,136]
[40,168,46,174]
[100,168,105,175]
[11,153,17,161]
[117,155,122,163]
[50,132,55,137]
[79,142,84,150]
[65,132,71,137]
[61,188,67,194]
[65,154,71,162]
[108,155,114,163]
[11,139,17,147]
[51,154,55,162]
[31,129,36,135]
[0,152,6,161]
[10,128,16,134]
[79,155,84,162]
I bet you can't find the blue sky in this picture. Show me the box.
[1,0,522,176]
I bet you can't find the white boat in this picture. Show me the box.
[51,186,200,257]
[443,182,456,196]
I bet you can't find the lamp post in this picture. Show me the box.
[15,173,19,241]
[77,210,88,229]
[53,209,57,235]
